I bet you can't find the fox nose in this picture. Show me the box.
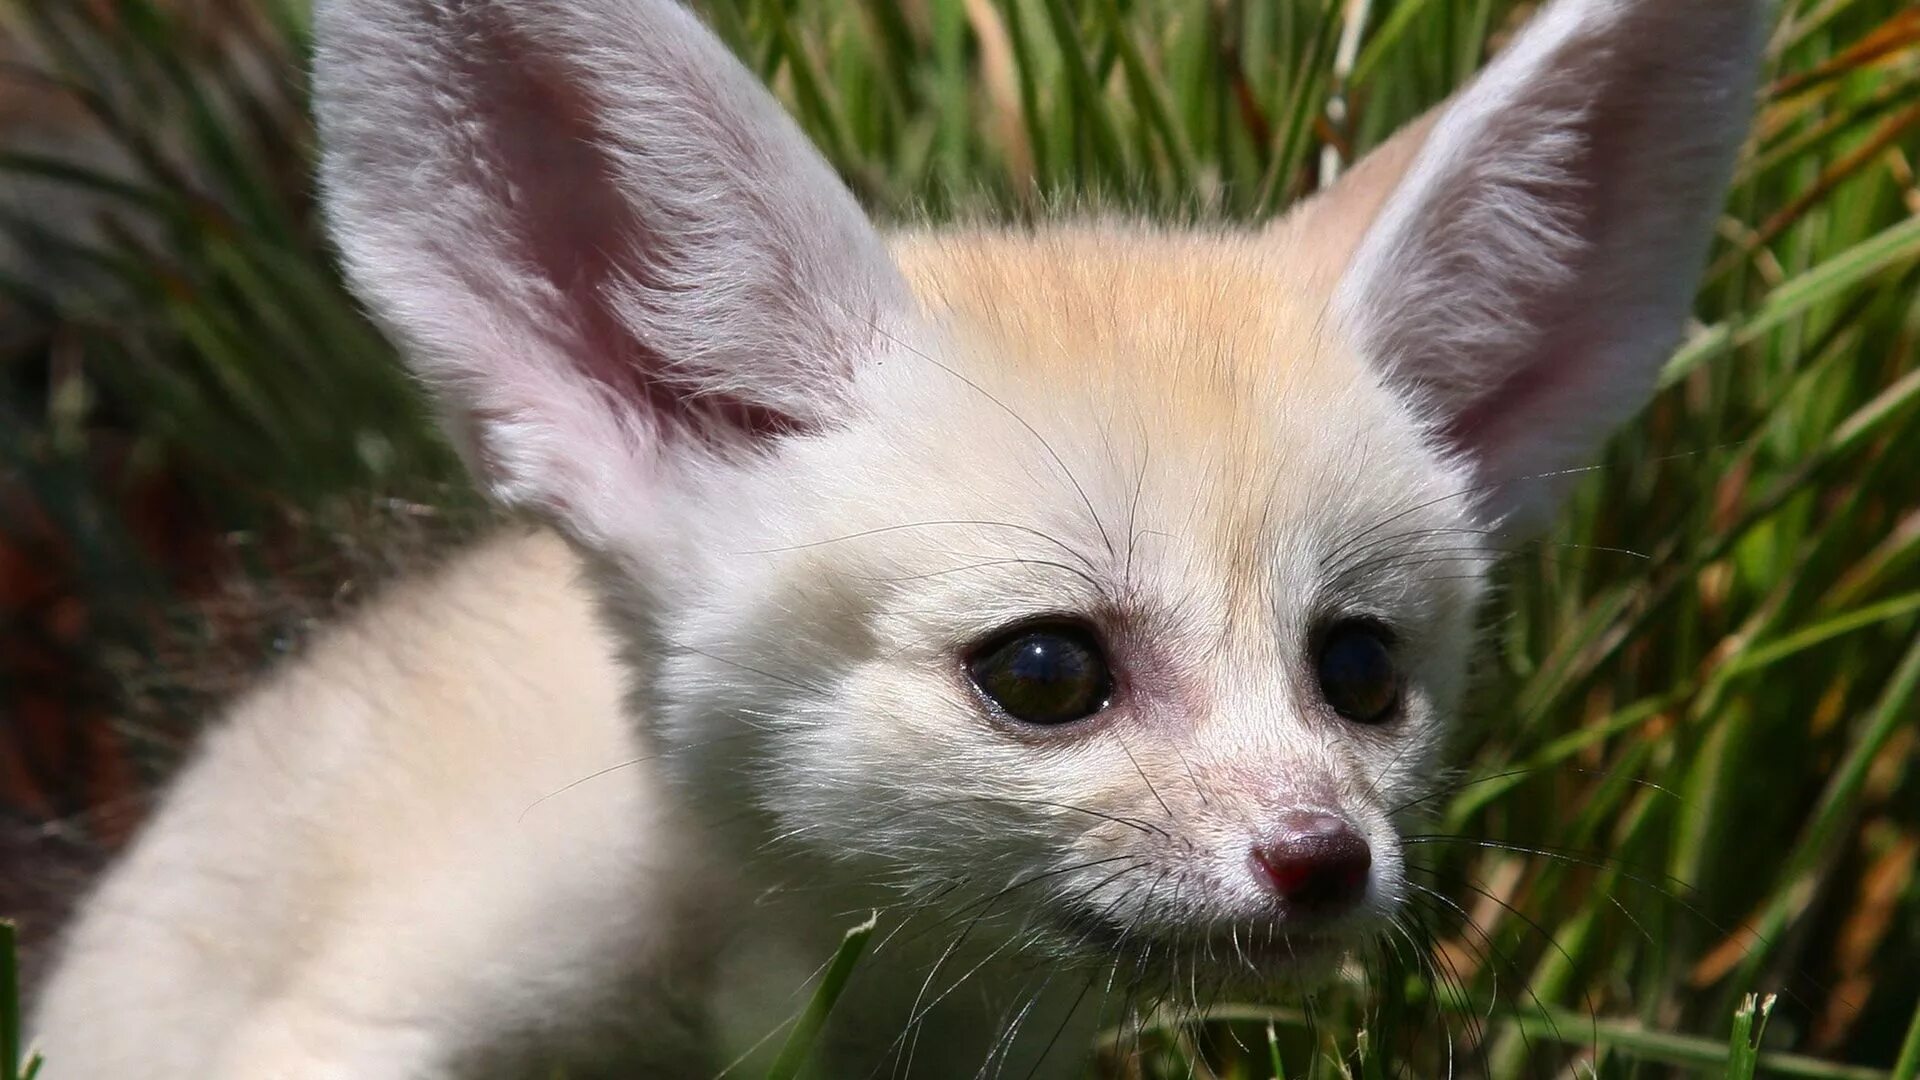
[1252,811,1372,913]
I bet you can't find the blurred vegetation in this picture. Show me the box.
[1,0,1918,1076]
[0,0,477,939]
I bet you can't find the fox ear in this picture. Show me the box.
[1322,0,1765,533]
[313,0,909,545]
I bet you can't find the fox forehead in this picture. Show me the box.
[888,224,1360,410]
[877,223,1457,570]
[881,116,1426,413]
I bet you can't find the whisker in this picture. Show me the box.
[824,794,1168,841]
[847,307,1117,559]
[518,724,802,821]
[1388,764,1682,818]
[654,639,838,697]
[1399,898,1491,1074]
[1326,524,1649,575]
[735,518,1103,578]
[1319,462,1619,572]
[1114,731,1175,822]
[895,855,1149,953]
[1431,874,1603,1053]
[1402,835,1703,901]
[1124,431,1151,589]
[978,967,1052,1079]
[1018,974,1097,1080]
[1406,883,1553,1064]
[851,557,1104,593]
[1405,835,1839,1015]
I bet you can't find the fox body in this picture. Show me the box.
[30,0,1765,1076]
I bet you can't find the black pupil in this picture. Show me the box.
[971,627,1110,726]
[1318,623,1399,723]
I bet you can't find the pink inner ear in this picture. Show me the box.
[1437,83,1678,492]
[1436,205,1601,468]
[1327,0,1761,538]
[456,9,805,448]
[1438,330,1592,488]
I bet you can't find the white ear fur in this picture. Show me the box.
[313,0,909,544]
[1334,0,1765,533]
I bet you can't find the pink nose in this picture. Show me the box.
[1252,812,1372,913]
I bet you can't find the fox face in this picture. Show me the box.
[640,229,1484,979]
[315,0,1761,997]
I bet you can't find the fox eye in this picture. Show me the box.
[969,623,1112,726]
[1317,621,1400,724]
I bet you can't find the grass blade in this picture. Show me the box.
[1728,994,1778,1080]
[1893,1000,1920,1080]
[764,911,878,1080]
[1665,212,1920,386]
[2,921,40,1080]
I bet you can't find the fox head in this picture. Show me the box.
[314,0,1761,990]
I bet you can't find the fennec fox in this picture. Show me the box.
[31,0,1764,1075]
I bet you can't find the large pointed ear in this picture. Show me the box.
[313,0,910,545]
[1321,0,1765,534]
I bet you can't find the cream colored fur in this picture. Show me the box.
[30,532,709,1077]
[31,0,1765,1075]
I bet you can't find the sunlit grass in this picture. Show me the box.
[2,0,1917,1076]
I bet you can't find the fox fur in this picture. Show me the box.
[30,0,1765,1075]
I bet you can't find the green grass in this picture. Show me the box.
[764,911,879,1080]
[3,0,1919,1077]
[2,922,43,1080]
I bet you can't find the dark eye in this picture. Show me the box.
[1316,621,1400,724]
[968,623,1112,727]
